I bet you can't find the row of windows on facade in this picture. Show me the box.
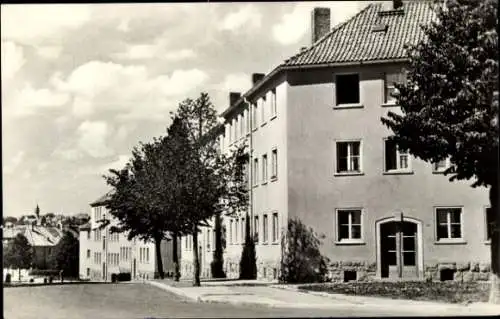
[335,140,451,174]
[94,207,104,221]
[335,207,495,243]
[182,212,279,251]
[252,148,278,185]
[88,246,149,264]
[223,89,277,147]
[88,228,120,242]
[335,72,405,106]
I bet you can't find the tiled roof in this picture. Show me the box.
[221,2,436,117]
[285,2,436,66]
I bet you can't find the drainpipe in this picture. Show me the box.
[243,96,254,237]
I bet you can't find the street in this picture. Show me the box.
[4,283,423,318]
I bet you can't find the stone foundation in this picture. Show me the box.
[424,262,491,282]
[327,261,377,282]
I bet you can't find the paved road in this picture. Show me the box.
[4,282,427,318]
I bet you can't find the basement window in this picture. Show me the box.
[440,269,455,281]
[344,270,357,282]
[336,74,360,106]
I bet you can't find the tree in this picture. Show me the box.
[174,93,244,286]
[4,234,33,281]
[3,216,18,225]
[239,216,257,279]
[279,218,329,284]
[381,0,498,303]
[104,117,193,280]
[50,231,79,277]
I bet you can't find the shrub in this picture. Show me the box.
[279,218,329,284]
[239,216,257,280]
[118,273,131,281]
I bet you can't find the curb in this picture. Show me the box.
[146,281,201,302]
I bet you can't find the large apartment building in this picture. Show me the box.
[79,194,178,281]
[180,1,491,283]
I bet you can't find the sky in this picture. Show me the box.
[1,1,374,217]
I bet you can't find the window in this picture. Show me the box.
[230,219,233,245]
[271,148,278,180]
[336,141,361,174]
[246,108,250,133]
[87,268,90,277]
[241,218,245,242]
[260,97,266,125]
[146,247,149,263]
[486,207,495,241]
[254,216,259,243]
[433,157,451,173]
[234,118,238,140]
[385,140,411,172]
[271,89,277,118]
[87,249,91,259]
[240,114,244,137]
[262,154,268,183]
[336,209,362,242]
[103,236,106,250]
[235,219,239,244]
[253,103,258,127]
[263,214,268,243]
[207,230,211,251]
[436,208,463,241]
[272,212,279,243]
[384,71,406,104]
[253,158,259,185]
[336,74,360,105]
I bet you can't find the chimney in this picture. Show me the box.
[252,73,265,85]
[229,92,241,106]
[311,7,331,44]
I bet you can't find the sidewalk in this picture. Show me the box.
[144,279,500,316]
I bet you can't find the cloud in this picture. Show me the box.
[9,83,70,117]
[36,45,63,59]
[100,154,130,173]
[272,2,369,45]
[3,150,25,174]
[219,4,262,32]
[1,4,91,45]
[52,148,82,161]
[1,41,25,81]
[55,60,208,119]
[220,73,251,93]
[77,121,114,158]
[113,42,166,60]
[164,49,197,61]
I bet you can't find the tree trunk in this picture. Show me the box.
[155,236,165,280]
[212,213,225,278]
[489,181,500,304]
[172,232,180,281]
[192,225,201,286]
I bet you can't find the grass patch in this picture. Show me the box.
[298,281,490,304]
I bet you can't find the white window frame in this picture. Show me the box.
[271,148,278,181]
[253,158,259,186]
[334,72,362,108]
[383,72,398,105]
[335,208,364,244]
[270,89,277,119]
[253,103,258,129]
[262,214,269,244]
[272,212,279,243]
[435,207,464,243]
[260,96,267,126]
[262,154,268,184]
[254,215,260,243]
[334,139,363,175]
[384,138,412,173]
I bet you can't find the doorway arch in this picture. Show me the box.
[375,215,424,279]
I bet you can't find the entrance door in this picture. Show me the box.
[381,221,417,279]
